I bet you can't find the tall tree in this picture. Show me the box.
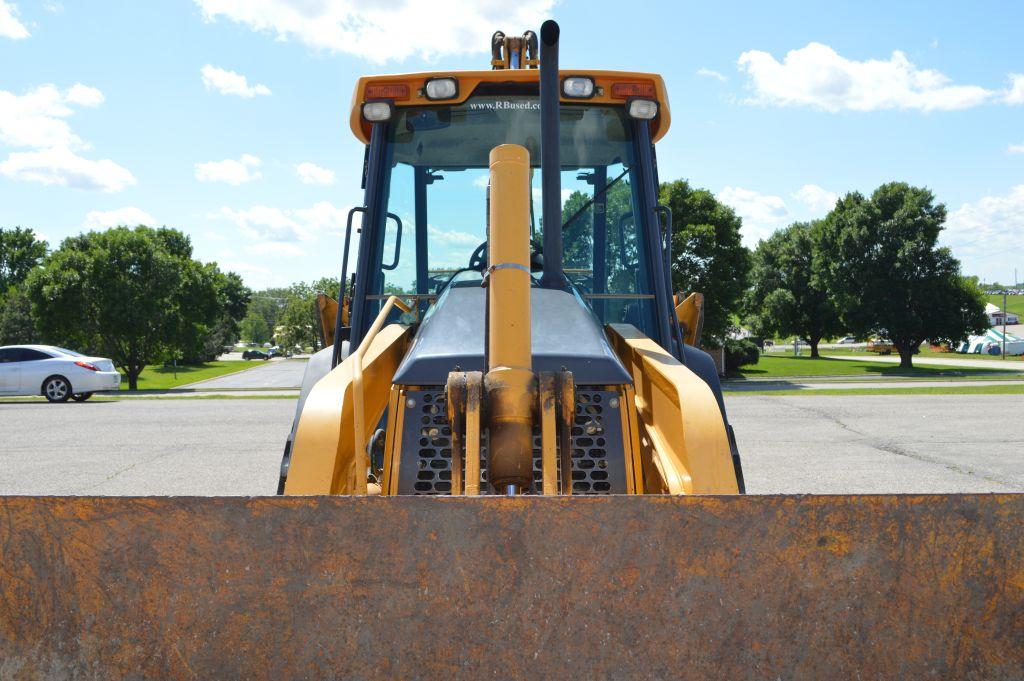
[26,226,228,389]
[0,227,47,293]
[0,285,35,345]
[746,221,842,358]
[823,182,988,368]
[660,180,751,344]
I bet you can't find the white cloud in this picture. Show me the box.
[1006,74,1024,105]
[791,184,838,213]
[738,42,996,112]
[293,201,349,234]
[473,174,489,190]
[84,206,156,229]
[200,64,271,98]
[65,83,104,107]
[0,147,136,192]
[944,186,1024,273]
[0,1,29,39]
[427,224,479,246]
[193,0,555,63]
[0,84,95,149]
[295,161,335,185]
[217,260,278,288]
[1009,142,1024,155]
[697,68,727,83]
[213,200,351,242]
[194,154,262,184]
[716,186,789,246]
[0,83,135,192]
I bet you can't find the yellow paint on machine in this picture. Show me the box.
[607,323,738,494]
[285,323,411,495]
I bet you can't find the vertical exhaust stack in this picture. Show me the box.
[484,144,536,495]
[538,20,567,290]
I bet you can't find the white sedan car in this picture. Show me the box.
[0,345,121,402]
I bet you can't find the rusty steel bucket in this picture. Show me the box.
[1,494,1021,679]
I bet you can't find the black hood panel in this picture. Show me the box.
[392,285,632,386]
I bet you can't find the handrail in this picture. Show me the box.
[351,295,412,493]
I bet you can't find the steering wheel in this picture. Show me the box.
[469,241,488,271]
[468,239,545,272]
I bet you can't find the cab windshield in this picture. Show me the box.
[371,93,658,333]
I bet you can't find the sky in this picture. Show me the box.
[1,0,1022,289]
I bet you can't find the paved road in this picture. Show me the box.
[725,378,1024,391]
[1,393,1020,495]
[727,394,1024,494]
[0,399,296,495]
[186,358,308,390]
[823,354,1024,371]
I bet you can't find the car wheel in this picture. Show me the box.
[42,376,72,403]
[72,392,94,402]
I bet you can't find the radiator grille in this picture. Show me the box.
[398,386,626,495]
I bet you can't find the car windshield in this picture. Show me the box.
[373,93,658,332]
[53,347,83,357]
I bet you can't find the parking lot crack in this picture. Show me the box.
[777,398,1024,491]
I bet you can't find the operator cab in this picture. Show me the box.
[339,62,679,360]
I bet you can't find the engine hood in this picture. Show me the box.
[391,285,631,386]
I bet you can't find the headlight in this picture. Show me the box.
[424,77,458,100]
[627,99,658,120]
[362,101,394,122]
[562,76,595,98]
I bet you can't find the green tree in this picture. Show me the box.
[178,268,252,362]
[26,226,226,389]
[746,221,842,358]
[240,311,271,345]
[823,182,988,368]
[0,285,36,345]
[277,284,319,352]
[0,227,47,293]
[660,180,751,344]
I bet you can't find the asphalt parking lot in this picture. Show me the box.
[0,393,1020,495]
[186,358,307,390]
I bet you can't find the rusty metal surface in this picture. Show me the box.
[0,495,1021,680]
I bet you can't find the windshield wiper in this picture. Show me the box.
[559,165,631,231]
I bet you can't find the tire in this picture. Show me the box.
[42,376,72,403]
[72,392,94,402]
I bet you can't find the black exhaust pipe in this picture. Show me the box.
[538,19,567,290]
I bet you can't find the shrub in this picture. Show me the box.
[724,338,760,372]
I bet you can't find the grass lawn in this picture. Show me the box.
[119,361,253,391]
[728,383,1024,397]
[733,355,1011,379]
[987,293,1024,317]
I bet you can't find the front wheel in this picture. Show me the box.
[43,376,72,403]
[72,392,94,402]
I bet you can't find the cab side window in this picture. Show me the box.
[18,349,51,361]
[0,349,17,363]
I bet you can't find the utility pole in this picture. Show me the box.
[1003,291,1008,360]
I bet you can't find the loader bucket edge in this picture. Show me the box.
[0,494,1021,679]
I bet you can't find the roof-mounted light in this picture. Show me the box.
[364,83,409,100]
[561,76,594,99]
[611,81,656,99]
[424,77,458,100]
[627,99,658,120]
[362,101,395,122]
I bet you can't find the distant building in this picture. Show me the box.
[985,303,1020,326]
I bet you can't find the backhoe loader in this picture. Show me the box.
[279,23,743,498]
[0,21,1020,680]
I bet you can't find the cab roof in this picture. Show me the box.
[348,69,671,144]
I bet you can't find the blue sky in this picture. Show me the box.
[1,0,1022,289]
